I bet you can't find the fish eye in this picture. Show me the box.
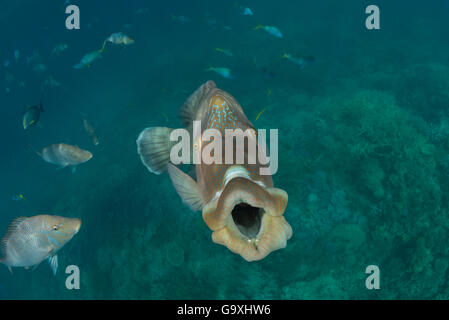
[52,225,59,231]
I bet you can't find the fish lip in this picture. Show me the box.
[204,177,276,238]
[203,178,291,261]
[211,214,292,262]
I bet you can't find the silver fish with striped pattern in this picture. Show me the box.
[38,143,92,172]
[0,215,81,275]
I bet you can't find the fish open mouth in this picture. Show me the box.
[202,177,292,261]
[231,203,264,239]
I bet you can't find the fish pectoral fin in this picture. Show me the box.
[137,127,174,174]
[7,266,13,275]
[72,166,77,174]
[167,163,203,211]
[48,255,58,276]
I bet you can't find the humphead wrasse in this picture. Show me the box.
[0,215,81,275]
[137,80,291,261]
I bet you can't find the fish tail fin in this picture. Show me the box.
[281,53,289,59]
[137,127,176,174]
[254,24,263,30]
[73,63,84,69]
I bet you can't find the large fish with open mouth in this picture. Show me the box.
[137,80,291,261]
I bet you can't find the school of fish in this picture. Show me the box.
[0,3,311,279]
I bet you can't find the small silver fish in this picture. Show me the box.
[73,50,103,69]
[51,43,68,56]
[37,143,93,172]
[243,8,254,16]
[0,215,81,275]
[282,53,315,69]
[23,102,44,130]
[105,32,135,46]
[205,67,235,79]
[254,25,283,38]
[44,75,61,88]
[83,119,100,146]
[215,48,234,57]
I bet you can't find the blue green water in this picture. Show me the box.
[1,0,449,299]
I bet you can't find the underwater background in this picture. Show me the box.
[1,0,449,299]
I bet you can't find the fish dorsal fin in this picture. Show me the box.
[167,163,203,211]
[1,217,27,259]
[180,80,216,127]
